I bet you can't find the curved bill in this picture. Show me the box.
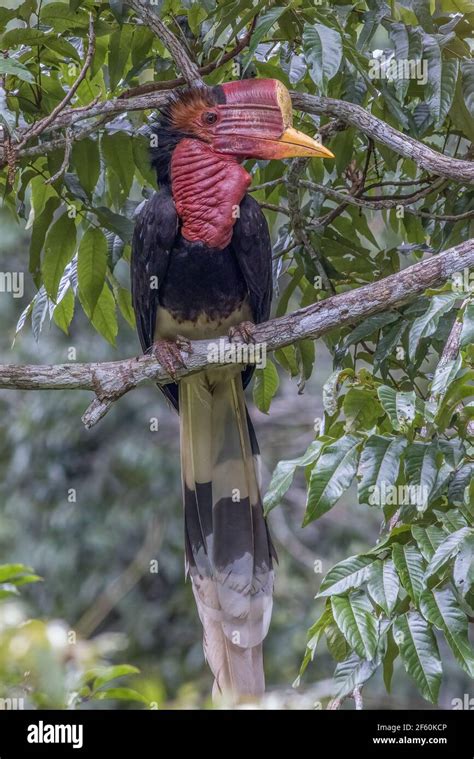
[274,126,335,159]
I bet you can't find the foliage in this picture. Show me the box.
[267,294,474,703]
[0,0,473,706]
[0,563,147,708]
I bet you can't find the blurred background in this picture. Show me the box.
[0,205,470,709]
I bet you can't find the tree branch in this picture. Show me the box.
[126,0,204,88]
[2,85,472,188]
[119,16,258,100]
[291,92,474,185]
[1,239,472,429]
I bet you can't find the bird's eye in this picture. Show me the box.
[202,111,218,125]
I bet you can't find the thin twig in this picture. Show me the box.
[287,157,335,293]
[45,128,73,184]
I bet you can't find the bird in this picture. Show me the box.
[131,78,334,703]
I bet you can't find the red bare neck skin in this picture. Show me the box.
[170,139,251,249]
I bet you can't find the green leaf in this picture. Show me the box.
[420,586,474,677]
[42,212,77,301]
[101,132,135,196]
[303,23,342,92]
[429,354,462,410]
[333,652,378,699]
[435,371,474,430]
[373,319,407,371]
[304,435,361,525]
[449,70,474,141]
[412,0,435,31]
[326,622,351,662]
[322,368,354,415]
[93,687,148,704]
[92,664,140,691]
[318,555,375,597]
[109,0,125,22]
[2,28,48,47]
[412,525,446,562]
[377,386,421,432]
[392,543,426,605]
[115,285,135,328]
[240,7,289,74]
[296,338,315,385]
[94,207,134,243]
[29,197,60,285]
[408,293,459,361]
[404,442,440,513]
[343,388,381,432]
[298,603,333,680]
[78,227,108,316]
[253,360,279,414]
[424,527,472,580]
[393,612,442,704]
[424,36,459,126]
[383,628,398,692]
[0,563,35,583]
[454,535,474,598]
[367,559,400,615]
[341,312,398,352]
[53,287,75,334]
[30,175,57,220]
[460,301,474,349]
[132,136,156,186]
[0,58,35,83]
[358,435,407,506]
[72,138,101,196]
[461,60,474,118]
[81,283,118,346]
[263,440,323,514]
[332,591,378,660]
[108,25,133,90]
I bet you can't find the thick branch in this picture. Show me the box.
[126,0,203,87]
[0,239,472,428]
[2,92,472,186]
[291,93,474,185]
[1,84,471,187]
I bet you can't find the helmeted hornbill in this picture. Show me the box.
[131,78,333,702]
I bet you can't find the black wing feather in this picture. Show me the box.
[231,194,273,388]
[131,189,179,408]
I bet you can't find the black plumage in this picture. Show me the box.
[131,189,272,407]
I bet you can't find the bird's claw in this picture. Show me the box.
[228,321,257,345]
[151,337,191,381]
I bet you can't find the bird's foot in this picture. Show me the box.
[150,337,192,381]
[228,321,257,345]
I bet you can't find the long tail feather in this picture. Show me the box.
[180,369,274,702]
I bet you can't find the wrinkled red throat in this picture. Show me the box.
[170,139,251,250]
